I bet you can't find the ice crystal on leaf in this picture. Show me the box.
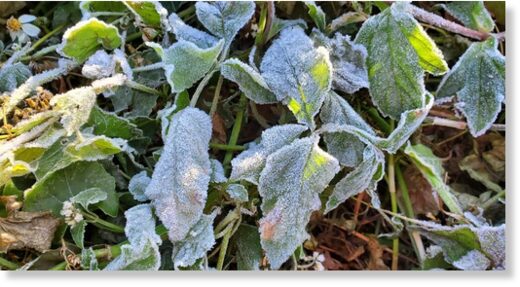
[0,62,32,93]
[145,107,212,242]
[443,1,494,33]
[123,1,168,30]
[168,13,219,49]
[258,136,339,269]
[225,184,248,203]
[305,1,327,32]
[128,171,151,202]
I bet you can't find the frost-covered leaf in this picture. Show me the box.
[305,1,326,32]
[404,143,463,215]
[221,58,277,104]
[195,1,255,47]
[105,204,162,270]
[124,1,168,29]
[168,13,218,49]
[261,27,332,129]
[145,107,212,242]
[71,187,108,210]
[0,63,32,92]
[355,2,447,119]
[230,124,308,185]
[320,92,374,167]
[267,17,307,42]
[325,145,385,213]
[71,220,87,249]
[50,88,97,136]
[86,106,143,140]
[149,39,224,93]
[234,224,262,270]
[24,161,119,217]
[58,18,122,62]
[436,37,505,137]
[225,184,248,203]
[210,159,227,184]
[444,1,494,32]
[82,50,114,79]
[0,153,32,188]
[171,212,216,268]
[128,171,150,202]
[81,247,99,270]
[258,136,340,269]
[313,31,368,94]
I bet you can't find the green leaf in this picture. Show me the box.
[225,184,248,203]
[221,58,278,104]
[261,27,332,129]
[81,247,100,270]
[436,37,505,137]
[71,220,87,249]
[86,106,143,140]
[71,188,108,210]
[230,124,308,185]
[128,171,150,202]
[148,39,224,93]
[58,18,122,62]
[50,87,97,136]
[258,136,339,269]
[404,143,463,215]
[305,1,327,32]
[0,63,32,93]
[168,13,219,49]
[145,108,212,242]
[195,1,255,47]
[24,161,119,217]
[444,1,494,33]
[355,2,447,119]
[123,1,167,29]
[234,224,262,270]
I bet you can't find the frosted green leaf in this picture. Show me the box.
[150,39,224,93]
[0,153,32,187]
[444,1,494,33]
[210,159,227,184]
[355,2,447,119]
[305,1,326,32]
[58,18,122,62]
[168,13,218,49]
[128,171,150,202]
[225,184,248,203]
[261,27,332,129]
[436,37,505,137]
[405,143,463,215]
[0,63,32,92]
[123,1,168,29]
[267,18,307,42]
[221,58,278,104]
[258,136,340,269]
[325,145,385,213]
[81,247,100,270]
[81,50,114,79]
[145,107,212,242]
[235,224,262,270]
[24,161,119,217]
[313,31,369,94]
[171,212,216,268]
[71,187,108,210]
[320,92,374,167]
[105,204,162,270]
[195,1,255,47]
[71,220,87,249]
[230,124,308,185]
[50,87,97,136]
[86,106,143,140]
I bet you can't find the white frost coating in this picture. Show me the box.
[452,250,490,270]
[105,204,162,271]
[210,159,227,183]
[157,39,224,93]
[305,1,326,32]
[156,103,176,139]
[128,171,151,202]
[71,188,108,210]
[82,50,115,79]
[195,1,255,47]
[436,37,505,137]
[168,13,219,49]
[124,1,170,31]
[0,63,32,92]
[325,145,384,213]
[260,26,332,129]
[475,224,505,269]
[24,126,66,149]
[226,184,248,202]
[171,212,216,268]
[320,91,374,167]
[230,124,308,184]
[313,30,369,94]
[145,107,212,242]
[258,136,340,269]
[221,58,278,104]
[51,87,97,136]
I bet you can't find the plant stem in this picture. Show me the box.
[482,190,506,210]
[125,80,162,96]
[367,108,392,135]
[210,142,245,151]
[0,256,19,270]
[223,95,247,172]
[386,153,399,270]
[83,212,125,234]
[26,24,66,56]
[209,75,224,117]
[189,69,217,107]
[216,222,233,270]
[132,62,164,73]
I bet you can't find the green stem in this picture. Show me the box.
[209,75,224,117]
[386,120,399,270]
[125,80,162,96]
[126,31,142,42]
[132,62,163,73]
[395,163,414,218]
[216,223,233,270]
[20,44,60,62]
[0,256,19,270]
[189,69,217,107]
[482,190,506,210]
[210,142,245,151]
[367,108,392,135]
[223,95,247,172]
[83,212,125,234]
[28,24,66,55]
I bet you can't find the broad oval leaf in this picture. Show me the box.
[124,1,168,29]
[221,58,278,104]
[145,107,212,242]
[168,13,219,49]
[261,26,332,129]
[230,124,308,185]
[436,37,505,137]
[0,63,32,93]
[225,183,248,203]
[444,1,494,33]
[128,171,150,202]
[58,18,122,62]
[258,136,340,269]
[355,2,447,119]
[234,224,262,270]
